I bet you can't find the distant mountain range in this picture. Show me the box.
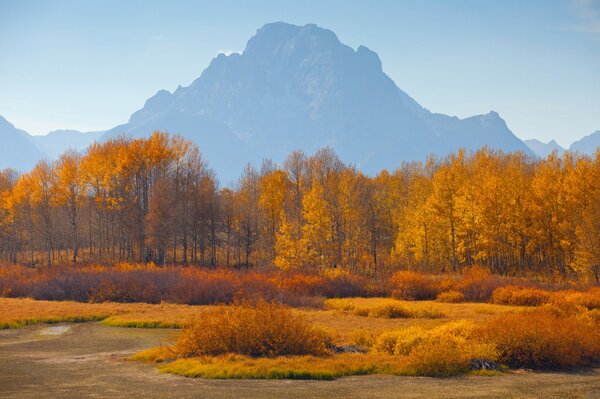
[0,115,44,171]
[33,129,105,160]
[0,115,103,171]
[0,22,597,181]
[523,131,600,158]
[523,139,565,158]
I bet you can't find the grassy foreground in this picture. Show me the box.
[3,296,598,380]
[0,297,525,334]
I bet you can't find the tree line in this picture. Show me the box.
[0,132,598,282]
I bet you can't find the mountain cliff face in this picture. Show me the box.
[1,22,540,180]
[0,116,44,171]
[102,22,533,182]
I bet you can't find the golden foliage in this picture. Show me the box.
[475,308,600,368]
[436,290,465,303]
[175,301,330,357]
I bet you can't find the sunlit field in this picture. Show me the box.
[0,266,600,380]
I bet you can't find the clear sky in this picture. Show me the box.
[0,0,598,147]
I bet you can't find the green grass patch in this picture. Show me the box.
[101,318,182,329]
[0,315,108,330]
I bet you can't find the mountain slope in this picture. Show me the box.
[33,129,105,159]
[103,22,533,183]
[524,139,565,158]
[0,115,44,171]
[569,131,600,156]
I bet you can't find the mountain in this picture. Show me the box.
[524,139,565,158]
[0,115,44,171]
[102,22,533,183]
[569,131,600,156]
[33,129,104,159]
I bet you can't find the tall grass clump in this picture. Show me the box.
[475,308,600,368]
[176,300,330,357]
[435,290,465,303]
[373,320,497,376]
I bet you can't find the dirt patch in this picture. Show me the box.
[0,323,598,399]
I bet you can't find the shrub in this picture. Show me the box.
[491,285,552,306]
[175,300,330,357]
[366,303,414,319]
[561,288,600,310]
[475,309,600,368]
[403,335,496,377]
[436,290,465,303]
[373,326,428,355]
[389,271,441,300]
[456,266,503,302]
[373,321,496,376]
[234,273,282,302]
[373,320,478,356]
[320,272,380,298]
[168,271,237,305]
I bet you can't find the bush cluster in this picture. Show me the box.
[373,320,497,376]
[0,263,382,306]
[476,308,600,368]
[175,300,330,357]
[491,285,552,306]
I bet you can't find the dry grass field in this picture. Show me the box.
[0,296,527,341]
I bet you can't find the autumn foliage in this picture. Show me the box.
[476,308,600,368]
[0,133,599,284]
[175,301,329,357]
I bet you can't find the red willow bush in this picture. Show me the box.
[389,266,529,302]
[0,262,593,307]
[0,263,383,306]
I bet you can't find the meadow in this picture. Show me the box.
[1,263,598,381]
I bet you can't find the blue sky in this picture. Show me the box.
[0,0,598,147]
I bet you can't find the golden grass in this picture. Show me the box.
[0,297,212,330]
[135,350,495,380]
[319,298,526,344]
[0,298,122,329]
[155,354,386,380]
[0,296,528,341]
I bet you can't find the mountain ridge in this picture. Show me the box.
[101,22,534,183]
[2,22,597,179]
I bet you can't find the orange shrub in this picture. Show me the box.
[456,266,503,302]
[475,309,600,368]
[389,271,441,300]
[276,274,325,296]
[561,288,600,310]
[491,285,552,306]
[176,300,330,357]
[435,290,465,303]
[167,271,237,305]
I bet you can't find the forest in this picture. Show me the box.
[0,131,599,284]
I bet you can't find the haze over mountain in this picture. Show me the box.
[102,22,533,182]
[2,22,598,180]
[0,115,44,171]
[569,131,600,156]
[524,139,565,158]
[32,129,105,160]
